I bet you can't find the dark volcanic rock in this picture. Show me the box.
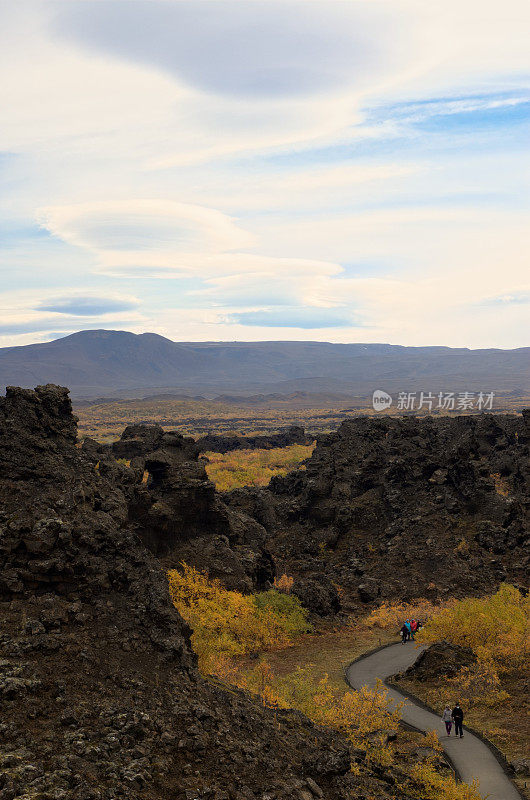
[0,384,194,664]
[400,642,477,680]
[238,413,530,610]
[197,425,311,454]
[0,384,368,800]
[124,428,275,591]
[292,575,342,616]
[112,423,166,459]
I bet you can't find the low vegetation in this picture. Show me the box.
[204,443,314,490]
[366,597,457,632]
[74,395,354,441]
[417,584,529,677]
[392,585,529,788]
[169,565,481,800]
[235,663,404,763]
[168,563,310,673]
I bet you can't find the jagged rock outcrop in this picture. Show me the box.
[229,413,529,611]
[0,385,195,661]
[197,425,311,454]
[112,423,167,460]
[110,426,275,592]
[291,575,342,617]
[0,385,367,800]
[399,642,477,681]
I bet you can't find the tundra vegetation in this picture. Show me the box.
[169,564,482,800]
[75,396,355,441]
[204,443,314,490]
[74,391,530,441]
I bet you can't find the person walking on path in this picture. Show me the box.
[452,703,464,737]
[400,623,409,644]
[410,619,418,640]
[441,705,453,736]
[404,620,412,641]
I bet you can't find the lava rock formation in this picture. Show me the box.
[0,385,362,800]
[228,413,529,612]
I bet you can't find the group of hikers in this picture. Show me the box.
[399,618,421,642]
[397,620,465,738]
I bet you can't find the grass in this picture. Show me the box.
[234,620,395,692]
[204,443,315,491]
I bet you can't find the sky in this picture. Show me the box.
[0,0,529,349]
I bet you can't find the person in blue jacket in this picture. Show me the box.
[404,619,412,641]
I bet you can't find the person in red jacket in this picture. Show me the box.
[410,619,418,640]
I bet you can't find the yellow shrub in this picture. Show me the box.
[423,729,443,752]
[204,443,314,491]
[417,584,530,676]
[233,662,401,754]
[273,573,294,592]
[409,763,481,800]
[443,657,510,707]
[168,564,308,672]
[366,598,456,632]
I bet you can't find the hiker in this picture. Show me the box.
[400,622,409,644]
[441,705,453,736]
[404,619,412,641]
[452,703,464,738]
[410,618,418,640]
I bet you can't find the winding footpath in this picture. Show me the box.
[346,643,522,800]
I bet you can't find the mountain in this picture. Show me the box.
[0,329,528,398]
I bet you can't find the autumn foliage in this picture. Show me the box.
[273,573,294,592]
[416,584,530,706]
[168,563,310,672]
[168,565,481,800]
[204,443,314,491]
[365,598,456,632]
[229,661,402,758]
[226,663,479,798]
[418,584,529,672]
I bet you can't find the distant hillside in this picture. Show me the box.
[0,329,528,398]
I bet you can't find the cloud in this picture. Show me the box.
[0,317,139,336]
[0,287,147,346]
[1,1,530,350]
[227,307,362,329]
[54,1,410,99]
[38,200,254,256]
[37,203,341,287]
[38,294,140,316]
[479,291,530,306]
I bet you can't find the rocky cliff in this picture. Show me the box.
[0,385,371,800]
[228,413,529,612]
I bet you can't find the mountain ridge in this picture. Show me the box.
[1,329,528,398]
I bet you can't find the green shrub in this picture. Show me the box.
[253,589,311,637]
